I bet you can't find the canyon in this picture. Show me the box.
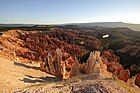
[0,27,140,92]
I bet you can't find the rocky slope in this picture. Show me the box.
[13,74,140,93]
[0,29,140,92]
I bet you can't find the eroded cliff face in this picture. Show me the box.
[0,30,139,88]
[0,30,100,77]
[102,50,130,82]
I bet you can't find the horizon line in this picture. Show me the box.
[0,21,140,25]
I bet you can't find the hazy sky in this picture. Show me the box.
[0,0,140,24]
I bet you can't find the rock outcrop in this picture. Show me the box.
[80,51,112,78]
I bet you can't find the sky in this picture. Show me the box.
[0,0,140,24]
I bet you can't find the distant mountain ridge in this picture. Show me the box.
[1,22,140,31]
[0,24,35,27]
[67,22,140,31]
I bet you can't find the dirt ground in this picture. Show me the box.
[0,58,55,92]
[0,58,140,93]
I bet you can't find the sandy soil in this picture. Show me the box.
[1,58,140,93]
[0,58,54,92]
[13,73,140,93]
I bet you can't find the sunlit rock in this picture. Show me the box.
[85,51,112,78]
